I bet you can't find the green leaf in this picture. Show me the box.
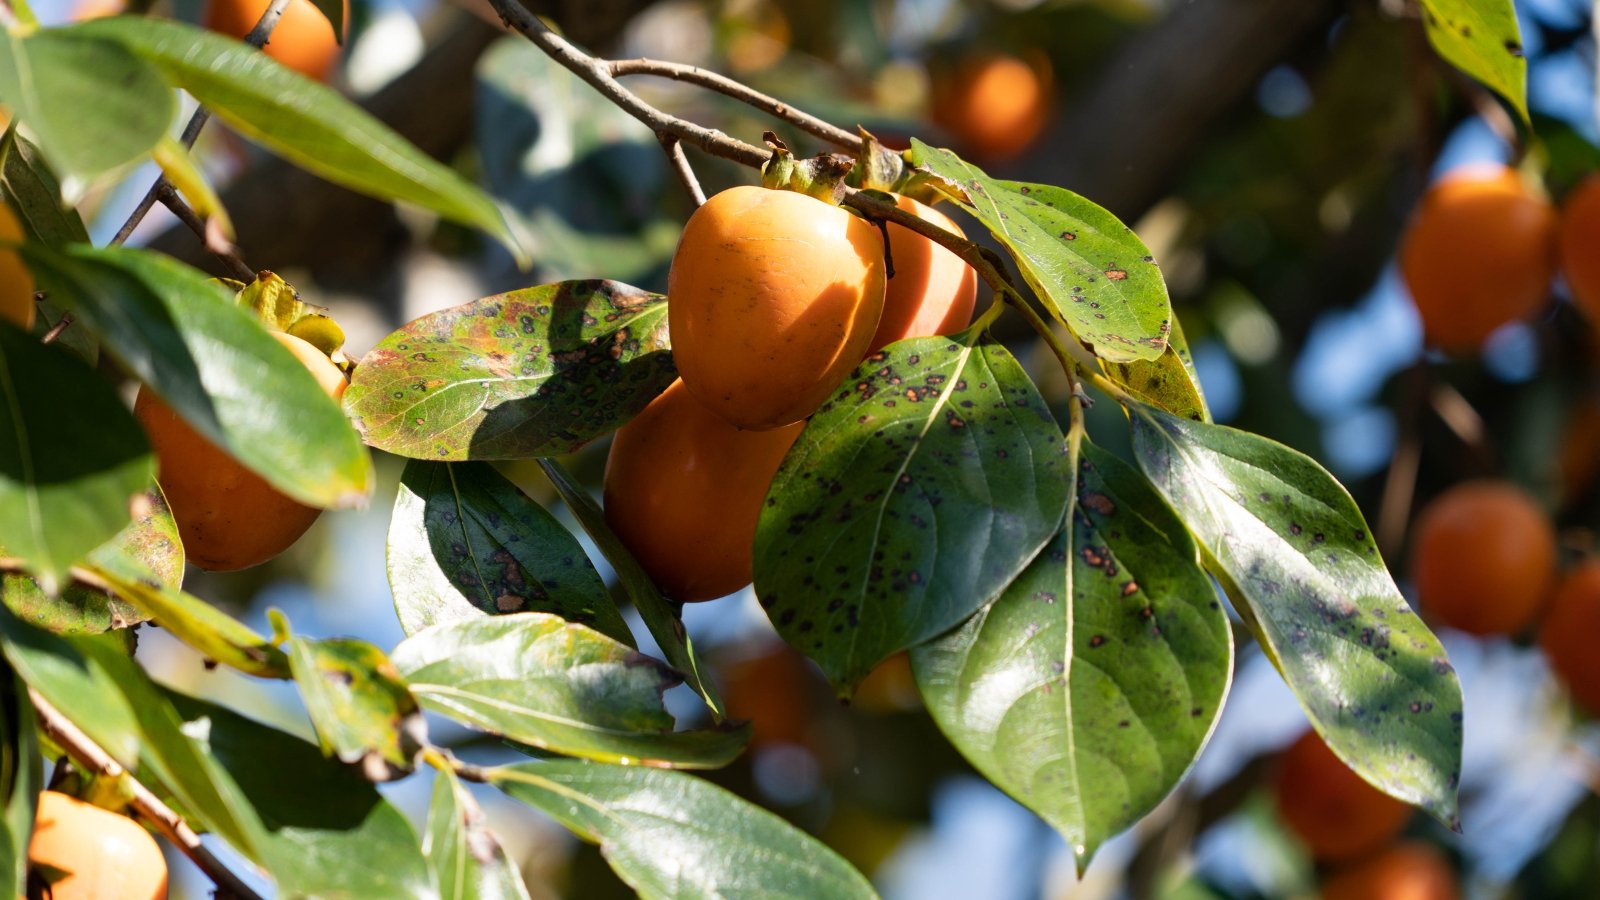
[88,556,290,679]
[0,319,151,594]
[491,761,876,899]
[912,440,1231,868]
[346,280,675,461]
[754,332,1071,691]
[286,636,423,774]
[0,132,96,364]
[0,619,265,859]
[388,460,628,643]
[0,29,173,198]
[906,140,1170,364]
[538,459,725,720]
[1129,404,1463,828]
[1102,313,1209,423]
[2,487,180,634]
[164,690,436,899]
[1418,0,1529,125]
[23,243,372,509]
[72,16,527,264]
[391,614,748,769]
[426,766,532,900]
[0,663,38,899]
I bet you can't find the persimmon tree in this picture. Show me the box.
[0,0,1537,895]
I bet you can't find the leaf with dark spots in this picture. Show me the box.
[391,614,748,769]
[2,488,180,634]
[346,280,675,460]
[907,140,1169,364]
[755,330,1070,692]
[1417,0,1528,125]
[426,765,531,900]
[1102,312,1209,423]
[1130,403,1463,827]
[287,637,423,775]
[387,459,628,644]
[913,440,1230,870]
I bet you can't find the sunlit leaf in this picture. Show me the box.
[346,280,674,461]
[1418,0,1529,125]
[492,761,876,899]
[1102,313,1208,423]
[426,766,531,900]
[287,636,423,775]
[1130,403,1463,827]
[755,331,1071,691]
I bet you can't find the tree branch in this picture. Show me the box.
[656,134,706,207]
[110,0,294,247]
[30,690,264,900]
[156,183,256,282]
[610,58,862,151]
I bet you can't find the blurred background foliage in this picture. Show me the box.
[50,0,1600,896]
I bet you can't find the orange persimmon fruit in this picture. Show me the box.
[1274,728,1413,863]
[1319,841,1459,900]
[667,185,886,431]
[1408,480,1556,636]
[134,332,348,571]
[930,51,1053,163]
[868,195,977,352]
[205,0,345,83]
[603,379,804,602]
[27,791,167,900]
[1539,559,1600,716]
[1558,174,1600,324]
[0,202,34,332]
[1399,164,1557,353]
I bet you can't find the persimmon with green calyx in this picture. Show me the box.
[133,331,348,571]
[603,379,803,602]
[0,201,35,332]
[1399,164,1557,353]
[1408,479,1555,636]
[1274,728,1413,863]
[1539,559,1600,716]
[668,185,886,431]
[867,195,977,352]
[27,791,168,900]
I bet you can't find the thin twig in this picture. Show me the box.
[156,183,256,281]
[610,58,862,151]
[485,0,768,168]
[38,311,70,345]
[110,0,294,247]
[1376,361,1428,559]
[656,134,706,207]
[30,690,264,900]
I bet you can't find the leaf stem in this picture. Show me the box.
[155,183,255,281]
[30,689,265,900]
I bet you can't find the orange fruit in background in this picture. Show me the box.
[1399,164,1557,353]
[930,51,1053,163]
[205,0,345,83]
[1559,174,1600,322]
[603,379,804,602]
[1274,728,1412,863]
[668,185,886,431]
[134,331,347,571]
[27,791,168,900]
[868,195,977,352]
[0,203,34,333]
[70,0,125,19]
[1408,479,1555,636]
[721,639,819,747]
[850,651,922,713]
[1320,841,1459,900]
[1539,560,1600,716]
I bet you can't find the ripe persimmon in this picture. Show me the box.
[930,51,1053,163]
[204,0,344,83]
[134,331,347,571]
[721,639,819,748]
[1408,480,1555,636]
[603,379,804,602]
[27,791,167,900]
[668,185,885,431]
[1274,728,1412,863]
[1558,174,1600,323]
[1320,841,1459,900]
[1539,560,1600,716]
[868,195,977,352]
[0,202,35,332]
[1399,164,1557,353]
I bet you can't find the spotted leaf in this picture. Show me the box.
[907,140,1169,364]
[426,766,530,900]
[1102,313,1208,423]
[387,459,628,644]
[287,637,423,775]
[1130,403,1463,827]
[1418,0,1528,125]
[754,330,1071,692]
[914,440,1231,870]
[345,280,674,461]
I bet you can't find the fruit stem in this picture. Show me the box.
[30,689,267,900]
